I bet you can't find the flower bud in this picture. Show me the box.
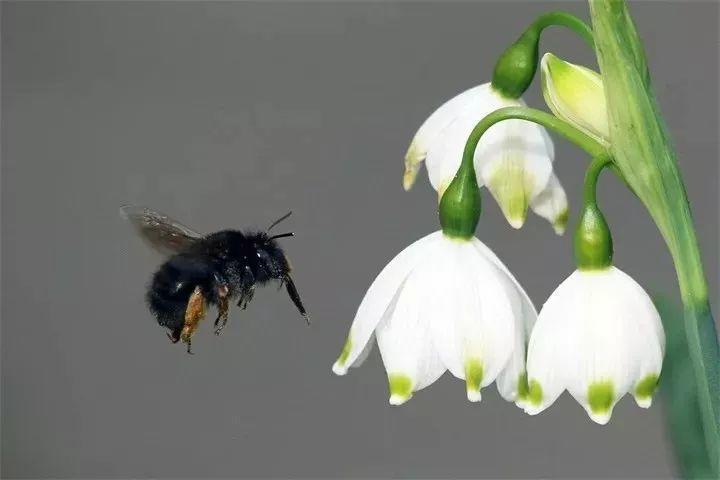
[541,53,609,142]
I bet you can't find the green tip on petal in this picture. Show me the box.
[527,379,543,407]
[487,159,533,229]
[403,139,424,191]
[553,209,569,235]
[332,336,352,375]
[634,374,659,408]
[587,381,615,424]
[465,359,484,402]
[516,372,530,403]
[388,373,413,406]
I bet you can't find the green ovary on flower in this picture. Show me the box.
[635,374,659,399]
[486,158,535,229]
[574,203,613,270]
[588,381,615,414]
[438,168,481,239]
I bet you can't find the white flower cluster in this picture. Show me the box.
[333,64,663,424]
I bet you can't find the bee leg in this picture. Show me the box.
[238,286,255,310]
[237,266,255,309]
[180,286,206,354]
[284,274,309,325]
[213,285,230,336]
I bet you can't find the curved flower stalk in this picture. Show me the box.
[403,83,567,233]
[332,231,537,405]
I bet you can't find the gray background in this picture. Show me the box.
[2,1,718,478]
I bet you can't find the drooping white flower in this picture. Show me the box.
[403,83,567,233]
[332,231,537,405]
[525,266,665,424]
[540,52,609,143]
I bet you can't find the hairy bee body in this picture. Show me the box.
[147,231,290,340]
[121,206,307,353]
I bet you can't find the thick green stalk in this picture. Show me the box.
[589,1,719,475]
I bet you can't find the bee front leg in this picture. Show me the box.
[284,274,309,325]
[181,286,207,355]
[213,285,230,336]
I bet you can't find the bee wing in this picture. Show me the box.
[120,205,203,256]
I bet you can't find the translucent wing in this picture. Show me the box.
[120,205,202,256]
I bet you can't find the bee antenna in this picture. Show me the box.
[267,211,292,232]
[268,232,294,241]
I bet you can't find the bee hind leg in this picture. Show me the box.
[213,285,231,336]
[180,286,207,355]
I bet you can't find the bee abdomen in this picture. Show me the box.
[146,254,215,336]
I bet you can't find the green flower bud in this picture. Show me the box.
[574,203,613,270]
[541,53,609,143]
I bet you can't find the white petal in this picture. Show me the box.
[476,114,554,229]
[332,231,442,375]
[495,284,531,404]
[376,271,446,405]
[605,268,664,408]
[426,237,515,401]
[469,238,538,404]
[423,84,503,194]
[404,84,491,190]
[526,270,596,416]
[529,174,569,235]
[471,238,537,335]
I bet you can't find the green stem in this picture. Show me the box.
[583,155,612,205]
[589,1,719,474]
[460,106,608,171]
[532,11,595,49]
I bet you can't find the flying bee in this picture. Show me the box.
[120,205,308,354]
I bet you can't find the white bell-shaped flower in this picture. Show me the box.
[525,266,665,424]
[332,231,537,405]
[403,83,567,233]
